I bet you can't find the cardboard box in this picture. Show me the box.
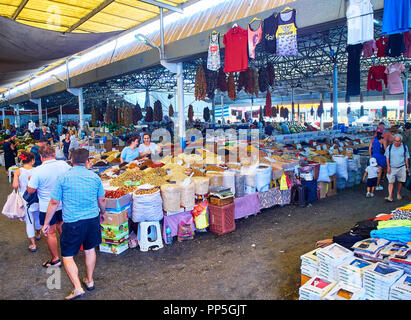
[103,209,128,226]
[99,241,128,255]
[102,234,129,245]
[105,194,132,210]
[328,175,337,197]
[101,221,129,241]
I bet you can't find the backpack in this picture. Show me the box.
[388,143,408,166]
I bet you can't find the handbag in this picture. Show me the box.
[23,190,39,207]
[2,190,25,219]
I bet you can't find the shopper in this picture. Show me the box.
[369,127,387,191]
[42,148,106,300]
[68,134,79,159]
[375,121,394,145]
[120,136,141,164]
[385,134,410,202]
[27,145,71,268]
[139,133,162,159]
[3,134,17,171]
[362,157,380,198]
[40,126,52,144]
[30,138,48,167]
[12,151,41,252]
[60,133,71,160]
[402,122,411,152]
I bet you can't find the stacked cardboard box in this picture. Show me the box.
[300,248,320,278]
[337,257,374,288]
[317,244,354,281]
[99,195,131,255]
[323,282,366,300]
[389,274,411,300]
[363,263,404,300]
[299,276,337,300]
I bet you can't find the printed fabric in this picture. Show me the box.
[362,40,377,57]
[207,32,221,71]
[262,12,278,54]
[385,63,406,94]
[248,22,263,59]
[276,9,298,56]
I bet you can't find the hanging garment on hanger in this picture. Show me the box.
[385,33,406,57]
[362,39,377,57]
[207,32,221,71]
[385,63,406,94]
[276,9,298,56]
[367,65,388,92]
[223,26,248,73]
[382,0,411,35]
[404,31,411,58]
[262,12,278,54]
[346,43,363,97]
[248,20,263,59]
[376,36,389,57]
[346,0,374,45]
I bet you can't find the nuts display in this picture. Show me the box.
[134,188,160,195]
[140,172,167,187]
[110,169,143,187]
[118,185,137,193]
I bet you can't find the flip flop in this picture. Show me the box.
[42,259,61,268]
[28,245,37,253]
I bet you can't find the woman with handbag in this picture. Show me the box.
[12,151,41,252]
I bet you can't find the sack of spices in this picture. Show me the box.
[192,176,210,195]
[160,184,182,212]
[178,182,195,209]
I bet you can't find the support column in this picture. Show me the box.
[333,64,338,128]
[176,62,185,149]
[60,105,63,123]
[2,108,5,130]
[291,88,295,122]
[78,87,84,134]
[405,70,409,123]
[16,104,20,129]
[30,98,42,126]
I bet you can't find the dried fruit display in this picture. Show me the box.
[194,64,207,101]
[105,190,127,199]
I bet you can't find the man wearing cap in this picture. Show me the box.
[385,134,410,202]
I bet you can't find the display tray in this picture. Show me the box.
[210,196,234,206]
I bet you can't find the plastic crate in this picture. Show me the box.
[209,203,235,235]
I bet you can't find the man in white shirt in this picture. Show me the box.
[27,145,71,268]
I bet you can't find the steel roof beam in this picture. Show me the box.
[11,0,29,20]
[138,0,183,13]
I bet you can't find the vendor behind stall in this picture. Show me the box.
[139,133,162,159]
[120,136,141,164]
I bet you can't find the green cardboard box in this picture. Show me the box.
[100,221,129,241]
[99,242,128,255]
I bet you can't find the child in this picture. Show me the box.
[362,157,380,198]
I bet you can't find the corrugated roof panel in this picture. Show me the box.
[17,8,80,25]
[117,0,159,14]
[51,0,105,10]
[15,18,69,31]
[24,0,92,18]
[0,3,18,17]
[77,19,126,32]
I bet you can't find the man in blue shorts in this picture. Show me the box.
[42,148,106,300]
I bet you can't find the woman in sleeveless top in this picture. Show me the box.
[12,151,41,252]
[369,128,388,190]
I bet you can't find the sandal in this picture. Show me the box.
[65,288,85,300]
[385,197,393,202]
[35,233,41,241]
[28,245,37,253]
[42,259,61,268]
[82,277,95,291]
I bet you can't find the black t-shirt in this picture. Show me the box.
[262,12,278,54]
[385,33,406,57]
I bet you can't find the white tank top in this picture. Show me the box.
[18,167,34,194]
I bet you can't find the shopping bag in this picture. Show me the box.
[2,190,25,219]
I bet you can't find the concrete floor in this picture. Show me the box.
[0,171,407,300]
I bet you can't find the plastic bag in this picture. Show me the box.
[2,190,25,219]
[55,147,65,159]
[280,173,291,191]
[317,164,330,182]
[192,201,209,230]
[177,217,194,241]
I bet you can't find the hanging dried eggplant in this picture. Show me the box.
[188,104,194,123]
[227,73,236,101]
[205,68,218,100]
[317,100,324,118]
[194,64,207,101]
[266,62,275,87]
[169,104,174,117]
[154,100,163,122]
[258,67,269,93]
[237,71,247,92]
[145,106,153,122]
[217,67,228,92]
[135,103,143,123]
[265,91,272,116]
[203,107,210,122]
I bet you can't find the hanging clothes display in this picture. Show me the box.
[376,36,388,57]
[404,31,411,58]
[346,0,374,45]
[385,63,406,94]
[362,40,377,57]
[346,43,363,97]
[262,12,278,54]
[382,0,411,35]
[276,8,298,56]
[384,33,406,57]
[207,32,221,71]
[248,20,263,59]
[367,65,388,92]
[223,26,248,73]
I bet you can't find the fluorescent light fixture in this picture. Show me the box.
[8,0,230,100]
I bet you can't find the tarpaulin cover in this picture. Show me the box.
[0,16,121,87]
